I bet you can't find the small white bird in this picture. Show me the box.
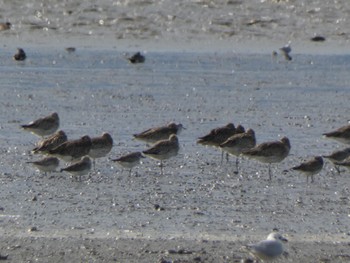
[243,232,288,262]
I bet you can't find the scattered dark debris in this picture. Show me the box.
[154,204,165,211]
[158,257,171,263]
[28,226,38,232]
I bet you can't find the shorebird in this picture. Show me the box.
[292,156,324,183]
[323,124,350,145]
[197,123,245,164]
[334,158,350,173]
[133,122,183,145]
[243,232,288,262]
[13,48,26,61]
[60,156,92,181]
[32,130,68,154]
[142,134,179,175]
[322,147,350,173]
[21,112,59,137]
[243,137,291,180]
[27,157,59,176]
[280,42,292,61]
[112,151,145,175]
[128,52,145,63]
[0,22,11,31]
[220,128,256,172]
[89,132,113,169]
[48,135,92,162]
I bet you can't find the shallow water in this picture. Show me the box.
[0,49,350,247]
[1,0,350,53]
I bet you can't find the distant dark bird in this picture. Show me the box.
[323,124,350,145]
[311,36,326,42]
[0,22,11,31]
[292,156,324,183]
[279,43,292,61]
[128,52,145,64]
[13,48,26,61]
[65,47,76,53]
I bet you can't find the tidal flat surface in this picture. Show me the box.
[0,49,350,262]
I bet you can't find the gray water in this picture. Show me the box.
[1,0,350,53]
[0,49,349,245]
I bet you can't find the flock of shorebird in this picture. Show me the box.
[22,112,181,180]
[22,112,350,182]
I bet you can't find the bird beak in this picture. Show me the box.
[281,237,288,242]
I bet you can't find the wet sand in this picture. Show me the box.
[0,49,350,262]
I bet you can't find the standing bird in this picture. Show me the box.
[220,128,256,173]
[133,122,183,145]
[112,151,145,175]
[60,156,92,181]
[21,112,59,137]
[322,147,350,174]
[142,134,179,175]
[89,132,113,169]
[13,48,26,61]
[243,232,288,262]
[292,156,324,183]
[27,157,59,176]
[32,130,68,154]
[243,137,291,180]
[322,124,350,145]
[197,123,245,164]
[49,135,92,162]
